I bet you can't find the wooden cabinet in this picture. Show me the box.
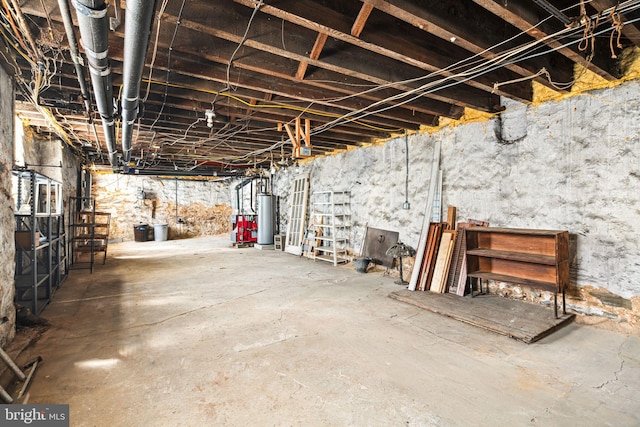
[465,227,569,318]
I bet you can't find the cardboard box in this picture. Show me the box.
[15,231,40,248]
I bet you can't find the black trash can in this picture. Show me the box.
[134,224,149,242]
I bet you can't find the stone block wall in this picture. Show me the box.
[17,125,81,216]
[92,174,233,240]
[273,78,640,325]
[0,65,16,346]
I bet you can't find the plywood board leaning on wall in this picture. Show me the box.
[430,230,457,293]
[408,140,441,291]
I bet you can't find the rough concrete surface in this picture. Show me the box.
[18,236,640,426]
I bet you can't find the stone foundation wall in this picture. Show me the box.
[92,174,233,240]
[273,79,640,326]
[17,125,81,285]
[0,66,16,346]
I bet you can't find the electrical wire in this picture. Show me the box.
[224,0,263,92]
[7,0,640,169]
[139,2,620,169]
[149,0,187,131]
[143,0,169,102]
[141,78,403,132]
[144,6,638,168]
[133,0,640,168]
[312,6,640,135]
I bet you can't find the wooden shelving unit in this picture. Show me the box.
[310,191,351,266]
[69,197,111,273]
[465,227,570,318]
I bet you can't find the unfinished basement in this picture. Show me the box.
[0,0,639,425]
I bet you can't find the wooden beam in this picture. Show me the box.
[232,0,531,106]
[245,98,257,116]
[472,0,620,80]
[351,3,374,37]
[295,117,301,147]
[225,0,501,110]
[296,32,328,80]
[25,10,451,122]
[303,118,311,147]
[283,123,300,157]
[590,0,640,46]
[359,0,572,92]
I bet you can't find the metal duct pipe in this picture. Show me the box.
[531,0,572,26]
[57,0,91,115]
[124,168,240,178]
[121,0,156,163]
[72,0,118,170]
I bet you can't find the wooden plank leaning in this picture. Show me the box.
[408,140,441,291]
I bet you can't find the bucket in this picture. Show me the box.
[354,257,372,273]
[154,224,168,241]
[134,224,149,242]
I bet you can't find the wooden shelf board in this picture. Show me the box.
[316,236,347,242]
[467,227,567,236]
[467,271,559,292]
[467,249,556,265]
[315,254,349,264]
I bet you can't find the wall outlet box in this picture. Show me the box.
[300,146,312,156]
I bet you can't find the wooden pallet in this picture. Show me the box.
[389,290,575,343]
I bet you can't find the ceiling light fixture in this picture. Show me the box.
[205,109,216,128]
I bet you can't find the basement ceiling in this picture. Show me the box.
[5,0,640,176]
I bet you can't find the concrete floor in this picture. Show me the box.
[18,236,640,426]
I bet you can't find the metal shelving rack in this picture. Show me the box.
[13,170,67,315]
[310,191,351,265]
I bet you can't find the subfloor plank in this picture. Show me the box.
[389,290,575,343]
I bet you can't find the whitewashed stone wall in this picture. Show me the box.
[273,79,640,321]
[17,125,82,274]
[0,66,15,345]
[92,174,232,240]
[19,131,81,216]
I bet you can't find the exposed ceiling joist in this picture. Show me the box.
[4,0,637,175]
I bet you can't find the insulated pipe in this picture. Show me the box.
[72,0,118,169]
[57,0,92,116]
[121,0,156,163]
